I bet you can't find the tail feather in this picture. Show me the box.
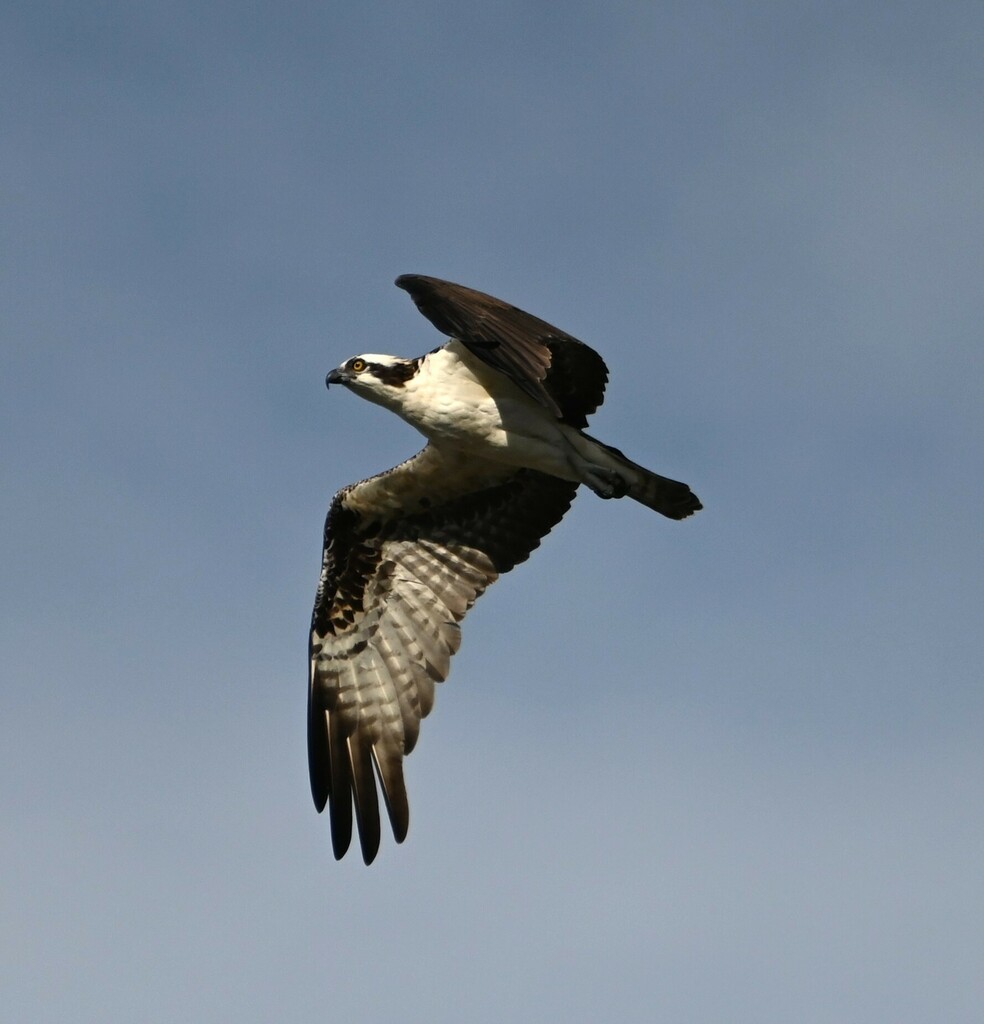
[627,466,702,519]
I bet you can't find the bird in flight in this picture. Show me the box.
[310,275,701,863]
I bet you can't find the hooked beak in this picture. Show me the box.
[325,367,350,389]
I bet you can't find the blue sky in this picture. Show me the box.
[3,2,983,1020]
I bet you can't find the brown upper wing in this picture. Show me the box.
[309,445,578,864]
[395,274,609,428]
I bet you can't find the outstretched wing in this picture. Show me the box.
[395,274,609,428]
[309,444,578,864]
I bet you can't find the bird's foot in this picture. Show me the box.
[584,467,629,500]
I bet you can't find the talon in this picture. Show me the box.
[585,467,628,501]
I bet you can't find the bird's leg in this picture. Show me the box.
[581,465,629,500]
[556,434,631,500]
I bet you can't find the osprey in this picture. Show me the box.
[310,274,701,863]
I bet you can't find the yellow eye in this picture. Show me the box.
[350,358,367,373]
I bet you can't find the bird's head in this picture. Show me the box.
[325,353,420,410]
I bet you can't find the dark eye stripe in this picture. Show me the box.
[366,359,421,387]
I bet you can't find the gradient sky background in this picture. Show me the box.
[3,2,983,1021]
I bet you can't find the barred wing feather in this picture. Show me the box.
[309,445,578,863]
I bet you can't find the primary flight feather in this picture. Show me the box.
[309,275,701,863]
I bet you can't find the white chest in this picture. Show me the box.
[396,342,514,444]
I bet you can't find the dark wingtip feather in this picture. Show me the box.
[327,713,354,860]
[331,824,352,861]
[348,734,382,866]
[394,274,435,304]
[307,699,331,813]
[373,746,410,844]
[394,275,464,340]
[395,273,435,292]
[330,801,352,861]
